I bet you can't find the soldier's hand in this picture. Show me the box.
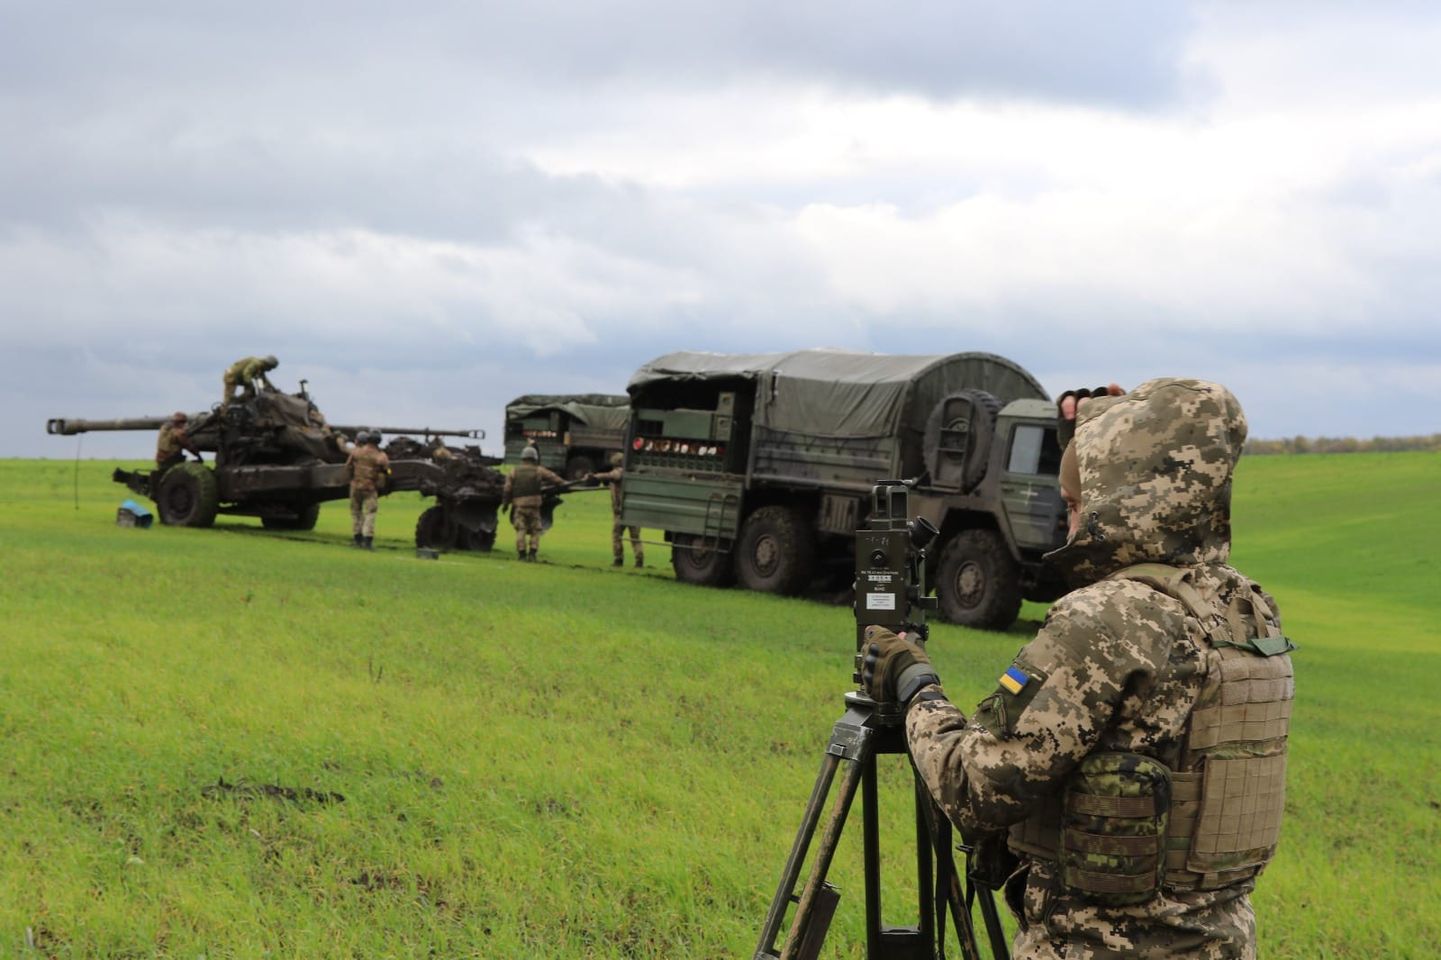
[1057,383,1124,450]
[860,626,940,705]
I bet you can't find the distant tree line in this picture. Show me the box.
[1245,434,1441,455]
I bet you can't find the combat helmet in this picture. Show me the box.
[262,355,279,368]
[521,446,539,461]
[609,452,623,467]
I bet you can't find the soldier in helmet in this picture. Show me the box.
[344,430,390,549]
[861,380,1293,959]
[502,445,564,561]
[588,451,643,568]
[221,355,279,410]
[154,411,202,472]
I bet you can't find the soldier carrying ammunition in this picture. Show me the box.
[345,430,390,550]
[221,355,279,410]
[861,379,1295,959]
[154,411,202,472]
[588,452,643,568]
[502,445,563,562]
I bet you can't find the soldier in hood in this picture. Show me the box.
[862,379,1294,959]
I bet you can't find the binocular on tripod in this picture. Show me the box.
[754,480,1009,960]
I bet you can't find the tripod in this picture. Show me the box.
[753,690,1010,960]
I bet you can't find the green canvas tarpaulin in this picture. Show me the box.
[505,394,630,431]
[628,350,1048,439]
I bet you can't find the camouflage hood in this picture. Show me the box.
[1046,378,1247,587]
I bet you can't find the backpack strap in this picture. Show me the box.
[1107,563,1292,656]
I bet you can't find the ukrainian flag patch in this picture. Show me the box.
[998,665,1030,695]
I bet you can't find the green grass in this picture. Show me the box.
[0,452,1437,957]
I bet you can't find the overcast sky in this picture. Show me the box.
[4,1,1440,457]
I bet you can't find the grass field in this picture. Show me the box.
[1,452,1437,958]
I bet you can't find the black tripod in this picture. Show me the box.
[753,690,1010,960]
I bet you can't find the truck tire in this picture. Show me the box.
[261,502,321,531]
[735,505,816,596]
[564,455,594,481]
[415,505,460,550]
[923,389,1002,493]
[671,533,735,587]
[156,462,220,527]
[935,529,1022,630]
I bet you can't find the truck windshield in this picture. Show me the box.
[1007,424,1061,476]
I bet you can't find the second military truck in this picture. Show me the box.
[620,350,1067,630]
[503,394,630,479]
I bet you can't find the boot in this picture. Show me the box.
[352,533,363,548]
[362,536,374,551]
[518,549,528,562]
[634,556,644,569]
[612,556,624,567]
[528,548,538,562]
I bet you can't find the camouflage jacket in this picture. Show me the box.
[225,356,272,383]
[346,445,391,493]
[503,463,564,509]
[155,423,197,463]
[905,379,1284,959]
[591,466,624,514]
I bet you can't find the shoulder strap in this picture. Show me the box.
[1108,563,1293,657]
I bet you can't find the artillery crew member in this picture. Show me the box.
[155,411,202,471]
[345,431,391,549]
[589,452,643,568]
[861,379,1294,959]
[221,355,279,410]
[503,445,564,561]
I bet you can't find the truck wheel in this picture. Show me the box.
[935,529,1022,630]
[415,506,460,550]
[156,462,220,527]
[564,455,594,481]
[735,506,816,595]
[671,533,735,587]
[261,502,321,531]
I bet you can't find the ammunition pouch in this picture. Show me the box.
[1058,752,1170,905]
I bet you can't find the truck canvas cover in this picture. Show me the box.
[628,350,1048,439]
[505,394,630,432]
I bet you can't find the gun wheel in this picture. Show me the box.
[156,462,220,527]
[415,506,461,551]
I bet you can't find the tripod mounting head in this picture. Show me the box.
[852,480,939,693]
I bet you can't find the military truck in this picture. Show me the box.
[48,384,487,533]
[620,350,1067,630]
[503,394,630,479]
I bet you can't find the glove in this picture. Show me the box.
[860,626,940,705]
[1056,383,1124,450]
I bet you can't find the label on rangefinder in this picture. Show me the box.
[866,593,897,610]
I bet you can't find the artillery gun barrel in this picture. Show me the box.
[46,415,208,436]
[333,425,485,440]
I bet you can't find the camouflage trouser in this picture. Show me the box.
[513,504,542,552]
[611,515,643,563]
[350,488,378,537]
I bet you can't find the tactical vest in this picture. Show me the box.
[510,464,543,499]
[1008,563,1294,903]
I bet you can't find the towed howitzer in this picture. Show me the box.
[416,474,601,553]
[47,387,495,533]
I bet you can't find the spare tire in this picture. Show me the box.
[923,389,1001,493]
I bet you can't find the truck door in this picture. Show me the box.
[999,421,1066,552]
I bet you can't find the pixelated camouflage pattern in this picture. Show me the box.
[904,378,1277,958]
[1046,379,1247,590]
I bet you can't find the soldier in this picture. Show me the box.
[861,379,1294,959]
[221,355,279,410]
[345,430,391,549]
[588,452,643,568]
[429,436,454,461]
[502,445,564,561]
[154,411,202,472]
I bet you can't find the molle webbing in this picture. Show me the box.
[1009,564,1293,899]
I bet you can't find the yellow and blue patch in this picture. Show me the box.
[998,665,1030,696]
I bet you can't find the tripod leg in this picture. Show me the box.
[755,751,844,958]
[777,754,867,959]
